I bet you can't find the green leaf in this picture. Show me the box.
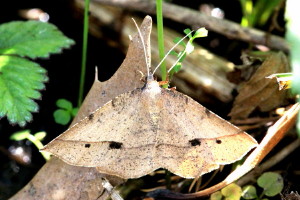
[54,109,71,125]
[10,130,30,141]
[184,28,192,38]
[178,51,187,62]
[193,27,208,38]
[34,131,47,141]
[0,21,75,59]
[173,37,186,48]
[170,50,178,56]
[0,56,47,126]
[242,185,257,199]
[56,99,73,111]
[71,107,79,117]
[210,191,222,200]
[257,172,284,197]
[221,183,242,200]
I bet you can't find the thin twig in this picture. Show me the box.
[93,0,289,53]
[237,138,300,186]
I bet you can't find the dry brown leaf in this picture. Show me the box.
[10,15,152,200]
[229,52,289,119]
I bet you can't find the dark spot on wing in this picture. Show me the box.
[101,90,106,96]
[88,113,94,120]
[189,139,201,146]
[85,144,91,148]
[109,142,123,149]
[111,99,116,107]
[185,97,189,104]
[216,139,222,144]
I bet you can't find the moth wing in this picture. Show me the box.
[42,89,159,178]
[155,89,257,178]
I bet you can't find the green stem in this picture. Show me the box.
[156,0,167,87]
[27,134,50,160]
[78,0,90,107]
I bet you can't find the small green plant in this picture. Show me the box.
[242,172,284,199]
[239,0,283,27]
[211,183,242,200]
[0,21,74,126]
[10,129,51,160]
[53,98,78,125]
[168,28,208,79]
[211,172,284,200]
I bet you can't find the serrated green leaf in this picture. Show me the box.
[242,185,257,199]
[0,55,47,126]
[56,99,73,111]
[10,130,30,141]
[210,191,222,200]
[0,21,74,59]
[54,109,71,125]
[257,172,284,197]
[221,183,242,200]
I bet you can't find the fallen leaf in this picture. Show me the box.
[229,51,289,119]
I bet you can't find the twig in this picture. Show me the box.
[93,0,289,53]
[237,138,300,186]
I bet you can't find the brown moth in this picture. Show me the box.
[42,16,257,179]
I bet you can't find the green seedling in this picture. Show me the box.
[53,98,78,125]
[10,129,50,160]
[211,172,283,200]
[242,172,284,199]
[168,28,208,80]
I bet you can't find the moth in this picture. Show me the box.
[42,16,257,179]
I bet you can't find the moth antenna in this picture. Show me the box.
[132,18,150,77]
[152,30,194,74]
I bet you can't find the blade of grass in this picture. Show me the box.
[156,0,167,88]
[78,0,90,106]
